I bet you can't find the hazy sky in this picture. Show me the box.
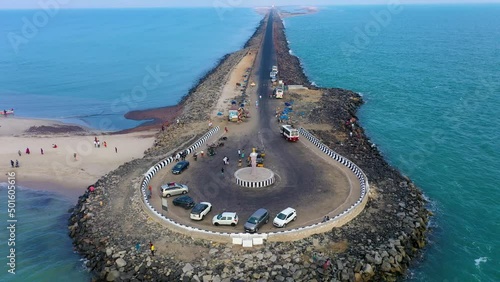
[1,0,500,9]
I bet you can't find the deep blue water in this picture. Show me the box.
[0,8,262,130]
[284,4,500,281]
[0,184,90,281]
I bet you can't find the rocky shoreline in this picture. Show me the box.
[68,11,430,282]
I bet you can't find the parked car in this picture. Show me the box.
[212,212,239,226]
[172,160,189,174]
[160,182,188,198]
[172,195,195,209]
[190,202,212,220]
[273,207,297,228]
[244,208,269,233]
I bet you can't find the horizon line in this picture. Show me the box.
[1,2,500,10]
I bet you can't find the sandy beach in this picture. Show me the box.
[0,117,155,199]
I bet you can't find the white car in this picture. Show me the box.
[212,212,239,226]
[273,207,297,228]
[190,202,212,220]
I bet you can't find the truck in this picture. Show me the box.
[280,125,299,142]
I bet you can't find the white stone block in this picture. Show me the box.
[242,239,253,248]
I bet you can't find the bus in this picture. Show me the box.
[280,125,299,142]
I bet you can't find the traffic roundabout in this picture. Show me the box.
[140,126,369,247]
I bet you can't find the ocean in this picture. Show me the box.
[0,8,262,130]
[0,184,90,281]
[284,4,500,281]
[0,5,499,282]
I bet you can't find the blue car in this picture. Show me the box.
[172,160,189,174]
[172,195,195,209]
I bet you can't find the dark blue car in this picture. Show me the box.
[172,160,189,174]
[172,195,195,209]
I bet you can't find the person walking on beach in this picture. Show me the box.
[15,160,19,167]
[74,153,77,160]
[10,160,14,168]
[115,147,118,153]
[103,141,107,148]
[18,150,21,157]
[40,148,44,155]
[26,147,30,154]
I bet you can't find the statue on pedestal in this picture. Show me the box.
[250,148,258,175]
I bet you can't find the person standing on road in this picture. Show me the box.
[238,149,241,157]
[221,167,224,175]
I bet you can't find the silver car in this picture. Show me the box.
[160,182,188,197]
[244,208,269,233]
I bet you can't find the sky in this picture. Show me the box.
[1,0,500,9]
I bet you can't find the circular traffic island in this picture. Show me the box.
[234,167,275,188]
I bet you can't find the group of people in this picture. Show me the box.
[173,150,188,162]
[11,146,50,167]
[94,137,107,148]
[135,241,156,256]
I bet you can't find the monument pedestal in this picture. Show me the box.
[234,167,275,188]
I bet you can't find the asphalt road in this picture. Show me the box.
[149,11,354,234]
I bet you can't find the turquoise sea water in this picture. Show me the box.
[0,184,90,281]
[0,8,261,130]
[284,4,500,281]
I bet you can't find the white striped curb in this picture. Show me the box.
[235,168,276,188]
